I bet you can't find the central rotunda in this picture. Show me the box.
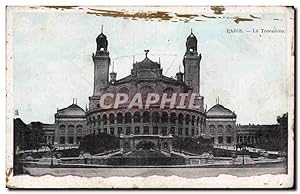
[86,29,206,153]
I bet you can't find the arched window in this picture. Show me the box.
[117,112,123,124]
[197,116,200,127]
[93,116,96,126]
[68,125,74,134]
[118,87,129,95]
[152,112,160,123]
[217,125,224,133]
[125,112,132,124]
[170,112,176,124]
[178,113,184,125]
[209,125,215,133]
[226,125,232,133]
[192,115,196,126]
[59,125,66,134]
[97,115,101,126]
[142,111,150,123]
[133,112,141,123]
[109,113,115,124]
[185,114,191,125]
[140,85,154,96]
[76,125,83,133]
[163,87,175,97]
[162,112,168,123]
[102,114,107,125]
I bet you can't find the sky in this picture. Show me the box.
[9,6,292,125]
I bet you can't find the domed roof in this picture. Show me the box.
[187,32,197,41]
[57,103,85,117]
[133,56,161,70]
[206,104,236,118]
[96,32,107,41]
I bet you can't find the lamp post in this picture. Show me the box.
[241,144,246,165]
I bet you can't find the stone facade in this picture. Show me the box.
[205,103,237,148]
[54,103,87,147]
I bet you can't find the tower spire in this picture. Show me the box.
[101,25,103,33]
[191,28,193,34]
[112,61,115,72]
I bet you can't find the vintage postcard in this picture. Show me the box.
[6,6,294,189]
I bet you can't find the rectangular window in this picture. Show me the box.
[76,136,82,144]
[211,137,215,144]
[162,127,167,136]
[59,136,65,144]
[218,136,223,144]
[153,126,158,135]
[226,136,232,144]
[118,127,122,134]
[170,127,175,135]
[185,128,189,136]
[68,137,74,144]
[143,126,149,134]
[178,128,183,135]
[134,127,140,135]
[104,128,107,134]
[110,128,114,135]
[126,127,131,135]
[191,128,195,136]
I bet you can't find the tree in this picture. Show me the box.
[79,133,120,155]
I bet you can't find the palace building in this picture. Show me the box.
[85,29,206,152]
[38,29,243,151]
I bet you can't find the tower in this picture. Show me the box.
[183,30,201,94]
[93,26,110,95]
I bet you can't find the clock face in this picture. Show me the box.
[97,64,105,69]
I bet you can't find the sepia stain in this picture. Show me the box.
[87,8,172,21]
[201,14,216,19]
[43,6,78,10]
[233,16,253,24]
[250,14,262,19]
[211,6,225,14]
[38,6,266,24]
[175,13,198,19]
